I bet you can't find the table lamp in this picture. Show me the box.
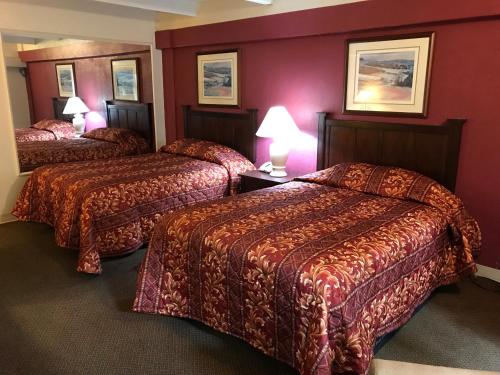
[63,96,90,135]
[256,106,299,177]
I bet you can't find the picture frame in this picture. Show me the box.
[111,58,140,102]
[197,50,239,107]
[55,63,76,98]
[343,33,434,117]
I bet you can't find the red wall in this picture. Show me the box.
[158,1,500,269]
[22,42,153,130]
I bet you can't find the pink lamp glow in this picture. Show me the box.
[85,111,107,131]
[256,106,299,177]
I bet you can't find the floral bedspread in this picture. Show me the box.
[15,128,57,142]
[134,163,480,375]
[17,129,149,172]
[15,120,76,142]
[13,140,255,274]
[31,119,76,139]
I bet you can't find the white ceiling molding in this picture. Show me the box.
[246,0,273,4]
[157,0,366,30]
[93,0,199,16]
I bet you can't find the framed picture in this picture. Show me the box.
[111,59,140,101]
[344,33,434,117]
[197,50,239,107]
[55,63,76,98]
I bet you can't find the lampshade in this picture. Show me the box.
[63,96,90,115]
[256,106,299,177]
[256,106,298,141]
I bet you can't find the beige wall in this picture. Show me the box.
[5,67,30,129]
[0,0,165,223]
[156,0,365,29]
[17,39,91,51]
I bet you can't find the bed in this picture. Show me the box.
[12,106,258,274]
[133,114,481,375]
[15,119,75,142]
[16,99,154,172]
[15,99,76,142]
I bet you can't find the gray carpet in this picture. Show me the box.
[0,221,498,374]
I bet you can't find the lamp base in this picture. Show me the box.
[269,169,287,177]
[72,113,86,135]
[269,141,289,178]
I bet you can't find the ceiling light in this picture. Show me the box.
[245,0,273,4]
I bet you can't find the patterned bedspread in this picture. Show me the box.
[13,140,255,274]
[16,128,149,172]
[134,163,480,375]
[15,128,57,142]
[15,120,75,142]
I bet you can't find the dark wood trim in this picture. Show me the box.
[111,58,141,102]
[316,113,465,191]
[106,100,154,149]
[24,65,35,124]
[316,112,327,171]
[52,97,73,122]
[342,32,434,118]
[55,62,77,98]
[344,31,436,45]
[196,49,240,108]
[19,41,150,63]
[238,170,296,193]
[182,105,257,162]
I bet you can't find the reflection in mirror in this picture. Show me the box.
[2,34,155,173]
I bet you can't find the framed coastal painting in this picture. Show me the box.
[111,58,140,101]
[197,50,239,106]
[344,33,434,117]
[55,63,76,97]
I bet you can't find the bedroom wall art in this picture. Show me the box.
[343,33,434,117]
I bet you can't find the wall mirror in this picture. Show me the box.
[1,33,155,173]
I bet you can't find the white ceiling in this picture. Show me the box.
[93,0,198,15]
[93,0,362,17]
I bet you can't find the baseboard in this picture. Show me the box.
[370,359,499,375]
[0,213,16,224]
[476,264,500,283]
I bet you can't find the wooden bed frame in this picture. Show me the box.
[106,101,154,148]
[52,98,74,122]
[52,98,154,148]
[317,113,465,192]
[182,105,258,163]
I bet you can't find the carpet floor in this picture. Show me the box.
[0,221,499,374]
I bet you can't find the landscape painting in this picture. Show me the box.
[355,49,416,104]
[111,59,139,101]
[56,64,76,97]
[203,61,232,97]
[344,34,433,116]
[197,50,239,106]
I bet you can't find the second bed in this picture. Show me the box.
[12,106,258,273]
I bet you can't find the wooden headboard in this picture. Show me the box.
[106,101,154,147]
[182,105,258,162]
[317,113,465,191]
[52,98,154,147]
[52,98,73,122]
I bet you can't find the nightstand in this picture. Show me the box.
[239,170,297,193]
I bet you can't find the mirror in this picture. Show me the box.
[2,34,155,173]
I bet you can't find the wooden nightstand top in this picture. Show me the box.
[239,170,298,184]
